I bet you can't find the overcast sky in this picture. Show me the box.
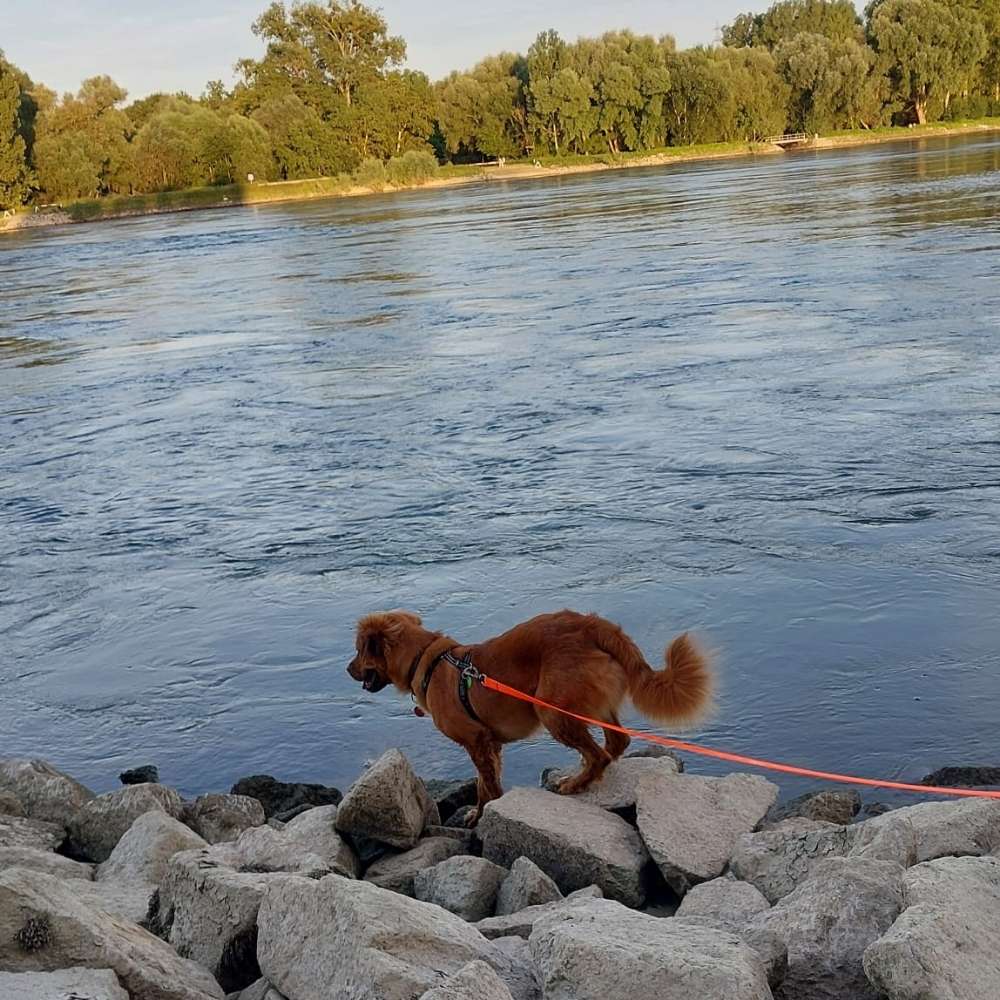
[2,0,771,100]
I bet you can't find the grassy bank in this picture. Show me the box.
[4,118,998,234]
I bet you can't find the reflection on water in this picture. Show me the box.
[1,133,999,801]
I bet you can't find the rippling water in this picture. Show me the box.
[2,133,999,803]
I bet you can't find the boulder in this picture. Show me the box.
[0,846,94,880]
[414,855,508,921]
[424,778,479,824]
[863,855,1000,1000]
[764,817,838,835]
[120,765,160,786]
[0,789,25,816]
[921,765,1000,788]
[185,794,266,844]
[765,790,861,828]
[365,837,465,896]
[445,806,478,829]
[750,857,905,1000]
[675,875,771,927]
[0,968,129,1000]
[67,784,186,862]
[336,749,437,849]
[420,960,515,1000]
[541,754,681,811]
[0,814,63,852]
[488,935,542,1000]
[476,886,603,940]
[496,856,562,915]
[528,896,772,1000]
[863,798,1000,863]
[230,774,341,821]
[0,759,95,826]
[626,745,685,770]
[257,875,507,1000]
[480,788,650,907]
[0,867,224,1000]
[424,825,479,852]
[98,811,208,887]
[74,879,158,926]
[282,804,359,878]
[675,915,787,990]
[635,771,778,893]
[232,982,288,1000]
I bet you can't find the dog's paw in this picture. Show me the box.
[465,808,482,828]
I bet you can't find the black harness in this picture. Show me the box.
[421,648,484,723]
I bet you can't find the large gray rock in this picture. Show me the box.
[423,778,479,824]
[0,759,95,826]
[676,875,771,927]
[0,846,94,880]
[750,857,905,1000]
[68,784,186,862]
[528,896,772,1000]
[765,790,862,828]
[158,827,330,991]
[335,749,437,849]
[414,855,508,921]
[541,755,680,810]
[283,804,359,877]
[862,798,1000,863]
[420,960,515,1000]
[0,968,129,1000]
[98,810,208,887]
[635,771,778,893]
[364,837,465,895]
[477,886,603,940]
[488,935,542,1000]
[233,982,288,1000]
[0,789,25,816]
[495,856,562,916]
[257,875,512,1000]
[480,788,650,907]
[0,814,63,851]
[0,867,223,1000]
[863,854,1000,1000]
[185,794,266,844]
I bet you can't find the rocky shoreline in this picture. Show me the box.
[1,752,999,999]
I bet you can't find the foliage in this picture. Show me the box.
[723,0,863,49]
[352,156,386,189]
[384,148,439,185]
[0,56,31,209]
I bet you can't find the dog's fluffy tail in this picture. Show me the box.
[596,620,713,727]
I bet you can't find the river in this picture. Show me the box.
[2,132,999,804]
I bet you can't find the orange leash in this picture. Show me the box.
[480,675,1000,801]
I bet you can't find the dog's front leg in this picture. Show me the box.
[465,736,504,826]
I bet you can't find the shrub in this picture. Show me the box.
[385,149,439,186]
[353,157,387,191]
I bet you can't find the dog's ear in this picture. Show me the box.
[365,631,383,659]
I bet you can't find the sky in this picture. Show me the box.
[2,0,766,101]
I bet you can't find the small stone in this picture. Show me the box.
[414,855,508,921]
[230,775,341,820]
[120,765,160,786]
[365,837,465,896]
[335,749,436,849]
[496,857,562,915]
[766,789,862,827]
[282,805,359,878]
[675,875,771,928]
[186,794,266,844]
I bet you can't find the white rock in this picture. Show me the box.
[283,804,359,877]
[365,837,465,896]
[0,759,95,825]
[675,875,771,928]
[863,854,1000,1000]
[420,960,515,1000]
[335,748,435,849]
[414,855,508,921]
[480,788,650,907]
[98,810,208,887]
[0,814,63,851]
[185,794,266,844]
[207,824,333,876]
[863,798,1000,863]
[0,968,129,1000]
[0,846,94,880]
[234,982,288,1000]
[635,771,778,893]
[542,755,680,810]
[496,857,562,916]
[528,895,773,1000]
[750,857,905,1000]
[257,875,502,1000]
[0,867,223,1000]
[477,887,603,940]
[68,784,186,862]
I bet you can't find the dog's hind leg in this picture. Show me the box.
[537,708,612,795]
[603,712,630,761]
[465,735,504,826]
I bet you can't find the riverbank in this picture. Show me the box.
[2,752,999,999]
[2,118,998,235]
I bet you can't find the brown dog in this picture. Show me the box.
[347,609,712,823]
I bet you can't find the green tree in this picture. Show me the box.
[0,60,30,209]
[714,46,791,139]
[867,0,988,121]
[724,0,863,49]
[251,93,345,177]
[351,70,435,159]
[665,48,737,144]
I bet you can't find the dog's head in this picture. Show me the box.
[348,610,425,694]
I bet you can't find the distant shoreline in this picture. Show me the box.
[4,119,999,236]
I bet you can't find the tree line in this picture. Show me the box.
[2,0,1000,210]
